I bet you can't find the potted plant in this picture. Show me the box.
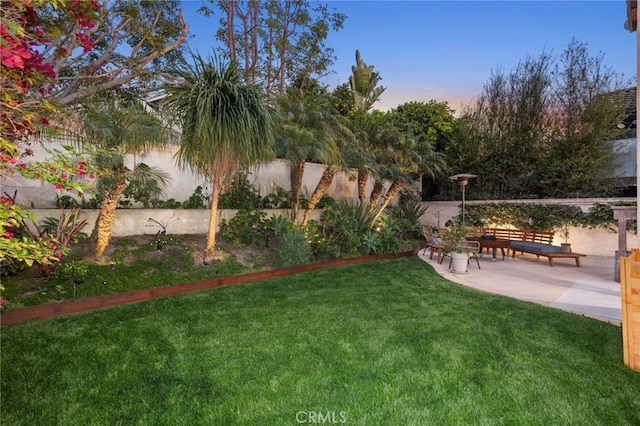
[441,219,472,273]
[559,224,572,253]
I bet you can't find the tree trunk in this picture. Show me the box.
[302,166,335,226]
[206,173,223,257]
[372,180,404,225]
[94,180,127,259]
[357,171,368,202]
[290,159,306,222]
[368,180,384,209]
[221,1,236,63]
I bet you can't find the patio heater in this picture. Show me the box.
[449,173,478,224]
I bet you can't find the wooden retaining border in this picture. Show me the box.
[621,249,640,372]
[0,250,417,326]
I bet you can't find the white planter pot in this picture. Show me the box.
[451,251,469,273]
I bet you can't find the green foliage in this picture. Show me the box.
[466,201,636,237]
[303,220,341,260]
[441,218,471,253]
[349,49,386,111]
[384,191,428,239]
[53,260,90,297]
[390,100,456,145]
[181,186,210,209]
[361,221,400,256]
[219,173,261,209]
[163,53,274,253]
[261,186,291,209]
[25,208,89,277]
[221,209,267,246]
[56,195,80,208]
[1,201,59,275]
[261,215,293,248]
[157,198,183,209]
[122,164,167,208]
[319,201,377,255]
[438,39,626,200]
[276,228,312,267]
[209,1,345,91]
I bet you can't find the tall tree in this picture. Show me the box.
[201,0,345,93]
[389,100,456,200]
[163,55,274,257]
[467,39,627,199]
[41,0,188,106]
[542,39,627,197]
[1,0,101,269]
[349,49,386,112]
[79,93,174,259]
[346,50,386,201]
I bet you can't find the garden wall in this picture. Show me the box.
[3,141,420,208]
[29,196,637,257]
[418,198,638,257]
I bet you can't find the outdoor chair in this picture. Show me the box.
[421,225,444,262]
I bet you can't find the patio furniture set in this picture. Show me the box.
[421,226,586,268]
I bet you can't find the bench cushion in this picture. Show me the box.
[510,241,562,254]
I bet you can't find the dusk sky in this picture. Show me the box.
[181,1,637,114]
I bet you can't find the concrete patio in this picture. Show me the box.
[417,249,622,326]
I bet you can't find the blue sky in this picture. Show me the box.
[181,1,637,113]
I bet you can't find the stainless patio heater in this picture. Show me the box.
[449,173,478,224]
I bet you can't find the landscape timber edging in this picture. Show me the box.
[0,249,418,326]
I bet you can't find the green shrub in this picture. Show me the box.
[182,186,210,209]
[316,195,336,209]
[221,209,266,245]
[219,173,261,210]
[261,186,292,208]
[55,195,80,208]
[384,193,428,239]
[157,198,182,209]
[276,229,312,267]
[262,215,293,247]
[319,201,376,254]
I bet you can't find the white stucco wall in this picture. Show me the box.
[2,143,419,208]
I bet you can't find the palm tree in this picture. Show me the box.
[163,55,274,257]
[274,90,340,222]
[301,114,356,226]
[371,131,444,225]
[349,50,386,112]
[80,94,175,259]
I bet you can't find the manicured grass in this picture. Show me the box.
[2,257,639,424]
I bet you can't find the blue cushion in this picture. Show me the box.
[510,241,562,254]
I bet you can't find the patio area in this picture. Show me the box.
[417,249,622,325]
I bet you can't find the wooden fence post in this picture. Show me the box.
[620,248,640,371]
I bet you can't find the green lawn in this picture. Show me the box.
[2,257,639,425]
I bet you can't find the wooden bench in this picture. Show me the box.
[476,227,586,267]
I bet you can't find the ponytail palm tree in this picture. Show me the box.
[164,55,274,257]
